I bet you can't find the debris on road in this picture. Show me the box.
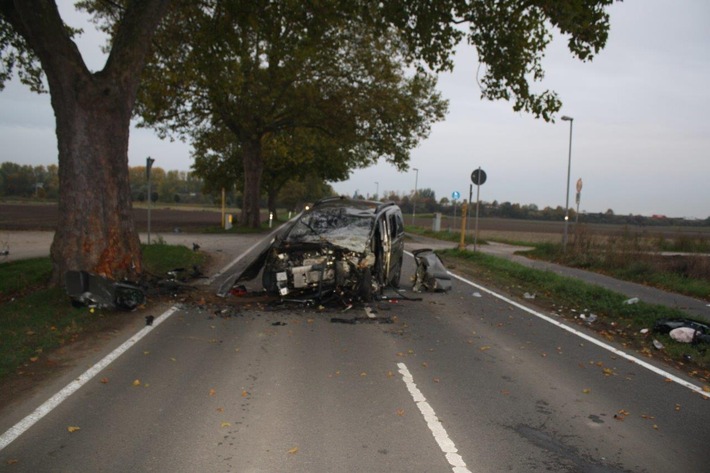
[652,339,665,350]
[412,248,451,292]
[65,270,145,310]
[623,297,640,305]
[523,292,535,300]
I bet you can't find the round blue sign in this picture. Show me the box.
[452,191,461,200]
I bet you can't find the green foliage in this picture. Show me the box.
[141,241,205,277]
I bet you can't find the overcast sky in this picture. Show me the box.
[1,1,708,218]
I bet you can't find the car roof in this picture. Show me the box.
[312,196,399,216]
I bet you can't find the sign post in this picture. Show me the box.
[146,157,155,244]
[470,167,487,252]
[451,191,460,232]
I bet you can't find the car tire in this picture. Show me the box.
[359,266,373,301]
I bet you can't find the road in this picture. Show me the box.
[1,235,709,472]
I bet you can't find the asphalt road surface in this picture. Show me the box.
[1,235,709,472]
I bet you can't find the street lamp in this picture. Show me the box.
[411,167,419,225]
[560,116,574,251]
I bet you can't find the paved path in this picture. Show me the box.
[406,234,710,322]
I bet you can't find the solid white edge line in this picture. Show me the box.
[0,305,181,452]
[398,362,472,473]
[444,269,709,398]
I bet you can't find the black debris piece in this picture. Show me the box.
[145,315,155,326]
[65,270,145,310]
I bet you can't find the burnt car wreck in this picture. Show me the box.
[225,197,405,303]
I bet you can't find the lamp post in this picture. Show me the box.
[375,181,379,200]
[146,157,155,244]
[411,167,419,225]
[561,116,574,251]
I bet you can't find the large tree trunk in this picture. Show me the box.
[49,79,142,284]
[4,0,171,285]
[241,137,263,228]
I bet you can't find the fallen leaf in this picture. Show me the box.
[479,346,490,352]
[386,371,394,378]
[396,409,405,416]
[216,407,224,412]
[703,385,710,393]
[170,357,176,362]
[421,362,428,368]
[653,424,659,430]
[602,368,614,377]
[29,357,39,363]
[433,377,440,383]
[582,388,591,394]
[67,426,80,433]
[132,379,141,387]
[241,390,248,397]
[675,404,681,412]
[221,422,231,428]
[209,388,216,397]
[360,372,367,377]
[288,447,299,455]
[143,351,150,355]
[100,377,109,384]
[6,459,18,465]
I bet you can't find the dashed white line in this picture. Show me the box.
[398,362,472,473]
[0,306,181,451]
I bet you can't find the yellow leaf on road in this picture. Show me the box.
[288,447,299,455]
[209,388,216,397]
[221,422,231,428]
[132,379,141,386]
[67,426,80,433]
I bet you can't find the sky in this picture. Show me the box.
[0,1,708,219]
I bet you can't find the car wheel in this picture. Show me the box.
[359,266,373,301]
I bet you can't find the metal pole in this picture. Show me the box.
[411,168,419,225]
[146,157,154,244]
[474,168,481,252]
[561,116,574,251]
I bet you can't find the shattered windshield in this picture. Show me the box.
[286,206,374,252]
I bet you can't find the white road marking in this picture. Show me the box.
[398,362,472,473]
[0,306,180,451]
[445,270,710,398]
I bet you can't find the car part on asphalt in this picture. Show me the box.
[412,248,452,292]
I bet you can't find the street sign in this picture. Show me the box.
[452,191,460,200]
[471,169,487,185]
[576,178,583,193]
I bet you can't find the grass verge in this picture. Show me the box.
[438,248,710,381]
[0,244,207,382]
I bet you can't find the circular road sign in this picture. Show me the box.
[471,169,487,185]
[452,191,461,200]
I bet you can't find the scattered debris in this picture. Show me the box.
[472,292,482,298]
[412,248,451,292]
[580,313,598,323]
[145,315,155,326]
[330,316,393,324]
[652,339,664,350]
[523,292,535,300]
[623,297,640,305]
[654,318,710,345]
[192,242,200,251]
[272,321,287,326]
[65,270,145,310]
[640,328,649,334]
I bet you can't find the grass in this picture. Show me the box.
[0,243,207,381]
[437,248,710,375]
[405,225,482,246]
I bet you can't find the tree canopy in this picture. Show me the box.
[1,0,618,282]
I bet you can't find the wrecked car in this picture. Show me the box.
[229,197,405,301]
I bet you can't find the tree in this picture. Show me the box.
[132,0,447,228]
[2,0,616,281]
[1,1,170,284]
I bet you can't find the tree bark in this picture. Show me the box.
[4,0,171,285]
[240,137,263,228]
